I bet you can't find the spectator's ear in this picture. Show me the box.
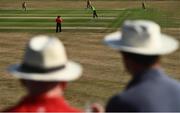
[90,103,104,113]
[59,82,67,90]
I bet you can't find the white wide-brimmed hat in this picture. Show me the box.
[104,20,179,55]
[8,35,82,81]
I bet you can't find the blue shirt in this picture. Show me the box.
[106,68,180,112]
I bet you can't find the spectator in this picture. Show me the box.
[104,20,180,112]
[4,35,83,112]
[56,16,63,32]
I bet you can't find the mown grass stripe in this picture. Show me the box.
[0,8,179,33]
[0,23,109,27]
[0,28,110,33]
[0,9,123,15]
[0,26,108,29]
[0,14,119,17]
[0,19,114,23]
[0,17,116,19]
[108,8,180,28]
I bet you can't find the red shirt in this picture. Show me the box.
[4,95,81,112]
[56,17,63,23]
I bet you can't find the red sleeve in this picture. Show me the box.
[60,18,63,22]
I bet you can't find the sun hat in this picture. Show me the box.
[104,20,179,55]
[8,35,82,81]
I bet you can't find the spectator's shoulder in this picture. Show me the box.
[106,93,137,112]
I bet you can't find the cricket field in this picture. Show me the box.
[0,0,179,110]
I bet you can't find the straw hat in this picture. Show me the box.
[8,35,82,81]
[104,20,179,55]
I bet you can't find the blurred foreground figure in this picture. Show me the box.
[22,1,27,11]
[104,20,180,112]
[86,0,92,9]
[142,1,146,9]
[4,35,83,112]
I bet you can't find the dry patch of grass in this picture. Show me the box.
[0,32,128,110]
[0,28,179,109]
[0,0,179,13]
[161,29,180,79]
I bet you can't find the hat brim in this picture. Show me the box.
[8,61,82,82]
[104,31,179,55]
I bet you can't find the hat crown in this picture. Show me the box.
[23,35,67,69]
[121,20,162,50]
[104,20,179,55]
